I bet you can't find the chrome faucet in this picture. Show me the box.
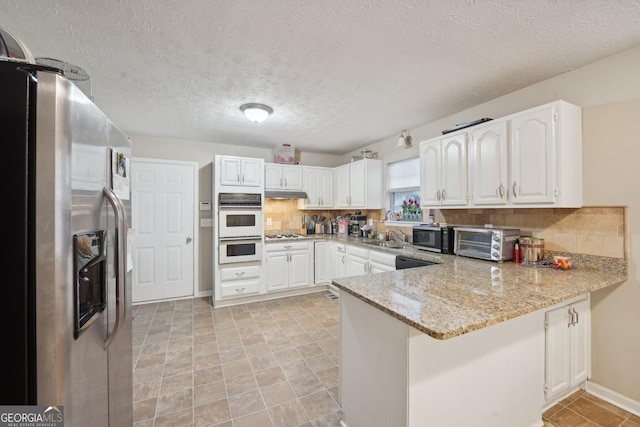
[387,230,407,242]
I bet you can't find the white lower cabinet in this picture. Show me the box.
[369,250,397,273]
[346,245,396,276]
[544,296,590,403]
[314,241,328,284]
[346,246,369,276]
[218,263,261,298]
[328,242,347,280]
[265,242,312,291]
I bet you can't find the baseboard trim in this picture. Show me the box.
[196,290,213,298]
[586,381,640,417]
[213,285,330,308]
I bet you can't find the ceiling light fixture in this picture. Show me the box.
[397,130,412,148]
[240,103,273,123]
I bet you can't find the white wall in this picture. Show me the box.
[353,44,640,404]
[347,45,640,167]
[582,99,640,404]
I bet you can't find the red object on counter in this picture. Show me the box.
[513,242,521,263]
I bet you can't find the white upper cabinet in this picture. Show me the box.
[265,163,303,190]
[334,164,351,207]
[420,133,468,207]
[334,159,383,209]
[510,106,555,204]
[424,100,583,209]
[504,101,582,207]
[300,166,334,209]
[469,121,509,205]
[217,155,263,189]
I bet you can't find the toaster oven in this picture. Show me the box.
[453,227,520,262]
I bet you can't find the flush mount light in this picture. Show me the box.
[397,130,412,148]
[240,103,273,123]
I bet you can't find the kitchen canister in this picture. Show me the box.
[520,238,545,263]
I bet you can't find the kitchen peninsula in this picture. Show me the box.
[332,254,627,427]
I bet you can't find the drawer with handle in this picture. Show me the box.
[219,264,261,282]
[220,279,260,297]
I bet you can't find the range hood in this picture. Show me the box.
[265,190,308,200]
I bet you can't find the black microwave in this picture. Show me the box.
[412,225,455,254]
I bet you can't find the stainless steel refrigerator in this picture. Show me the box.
[1,58,133,425]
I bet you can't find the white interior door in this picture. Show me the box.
[132,158,197,303]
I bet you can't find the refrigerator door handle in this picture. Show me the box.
[103,186,127,350]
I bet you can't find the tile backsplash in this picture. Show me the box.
[264,202,626,259]
[263,199,377,234]
[436,206,627,259]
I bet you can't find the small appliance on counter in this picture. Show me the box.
[349,214,367,237]
[453,226,520,262]
[329,219,338,234]
[413,225,455,254]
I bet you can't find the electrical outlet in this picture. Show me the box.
[200,218,213,227]
[267,218,272,226]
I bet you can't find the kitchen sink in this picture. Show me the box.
[364,241,408,250]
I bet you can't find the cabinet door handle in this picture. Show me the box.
[235,271,245,276]
[441,189,446,201]
[498,184,504,198]
[237,174,240,183]
[572,308,579,326]
[436,190,441,201]
[568,308,575,327]
[280,178,283,187]
[512,182,518,198]
[236,287,245,293]
[242,174,245,183]
[285,178,287,187]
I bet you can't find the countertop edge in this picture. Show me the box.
[333,272,628,340]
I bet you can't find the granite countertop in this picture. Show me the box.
[316,234,627,340]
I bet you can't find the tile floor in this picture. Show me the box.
[132,291,640,427]
[544,390,640,427]
[132,291,342,427]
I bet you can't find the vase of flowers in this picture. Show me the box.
[402,199,421,220]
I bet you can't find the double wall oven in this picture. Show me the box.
[218,193,263,264]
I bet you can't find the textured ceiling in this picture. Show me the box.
[3,1,640,154]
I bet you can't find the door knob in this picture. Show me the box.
[186,237,192,244]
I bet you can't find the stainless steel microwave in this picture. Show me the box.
[412,225,455,254]
[453,227,520,262]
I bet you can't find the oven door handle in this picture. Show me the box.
[219,236,262,242]
[218,205,262,210]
